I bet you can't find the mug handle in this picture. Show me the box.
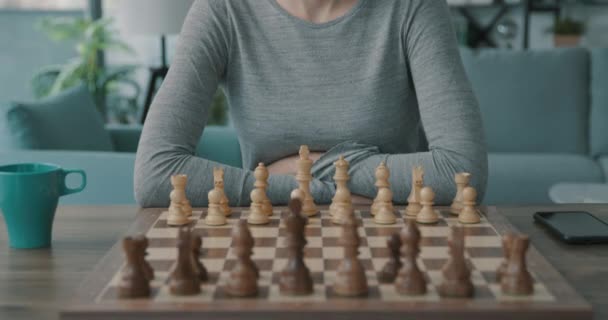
[60,169,87,196]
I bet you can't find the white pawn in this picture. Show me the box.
[179,175,193,217]
[290,188,306,201]
[371,162,393,216]
[405,166,424,217]
[248,187,270,225]
[205,188,227,226]
[374,188,397,225]
[458,187,481,224]
[168,175,189,226]
[450,172,471,215]
[416,187,439,224]
[254,163,273,216]
[214,167,231,217]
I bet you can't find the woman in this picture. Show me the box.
[134,0,487,207]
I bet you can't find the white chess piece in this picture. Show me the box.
[416,187,439,224]
[296,145,318,217]
[214,167,231,217]
[205,188,227,226]
[167,175,189,226]
[371,162,393,216]
[330,156,354,224]
[248,187,270,225]
[374,188,397,225]
[450,172,471,215]
[254,163,273,216]
[405,166,424,217]
[458,187,481,224]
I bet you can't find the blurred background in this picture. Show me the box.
[1,0,608,206]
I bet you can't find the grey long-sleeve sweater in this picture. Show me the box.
[134,0,488,207]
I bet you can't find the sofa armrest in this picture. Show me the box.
[106,124,143,153]
[197,126,242,168]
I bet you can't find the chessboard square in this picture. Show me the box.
[469,257,503,271]
[419,246,449,259]
[371,257,390,271]
[202,248,229,259]
[321,226,342,237]
[147,248,176,260]
[418,226,451,237]
[146,227,178,239]
[306,217,322,227]
[420,236,449,247]
[364,226,401,237]
[248,225,280,238]
[369,247,391,258]
[465,236,501,247]
[366,236,389,248]
[193,219,232,229]
[195,227,232,237]
[147,238,176,248]
[323,247,372,261]
[149,260,175,272]
[304,258,324,272]
[201,258,226,272]
[322,237,368,247]
[202,237,232,248]
[252,247,276,259]
[471,270,488,286]
[421,258,447,271]
[322,247,343,259]
[378,284,440,302]
[467,247,504,258]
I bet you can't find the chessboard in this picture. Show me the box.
[61,205,592,320]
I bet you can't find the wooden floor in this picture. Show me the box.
[0,204,607,320]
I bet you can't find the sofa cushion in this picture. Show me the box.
[0,86,114,151]
[0,150,135,205]
[590,48,608,157]
[485,153,604,205]
[461,48,590,154]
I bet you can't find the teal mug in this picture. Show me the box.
[0,163,86,249]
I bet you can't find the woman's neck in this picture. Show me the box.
[275,0,359,24]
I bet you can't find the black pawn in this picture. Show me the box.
[379,233,402,283]
[279,199,313,295]
[191,234,208,282]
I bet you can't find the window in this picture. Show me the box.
[0,0,86,10]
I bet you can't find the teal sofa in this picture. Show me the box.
[0,126,242,205]
[2,48,608,205]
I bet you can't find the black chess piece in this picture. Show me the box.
[225,220,258,297]
[118,237,151,299]
[501,235,534,295]
[379,233,402,283]
[191,234,208,282]
[395,220,427,295]
[169,227,201,295]
[133,234,154,281]
[279,199,313,295]
[438,227,474,298]
[333,216,368,297]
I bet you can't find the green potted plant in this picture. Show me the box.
[31,17,140,123]
[548,17,585,47]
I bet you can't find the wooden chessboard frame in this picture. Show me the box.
[61,206,592,320]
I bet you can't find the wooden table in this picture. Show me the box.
[1,205,607,320]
